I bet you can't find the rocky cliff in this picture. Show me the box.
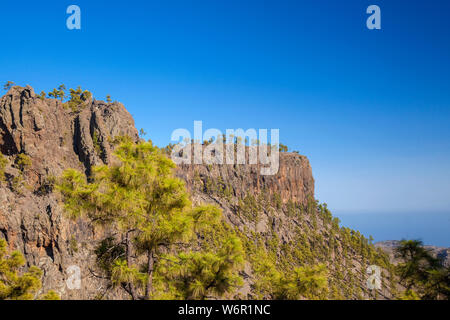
[0,86,395,299]
[0,85,139,299]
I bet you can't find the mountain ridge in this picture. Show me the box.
[0,85,396,299]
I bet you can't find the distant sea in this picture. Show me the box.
[334,212,450,247]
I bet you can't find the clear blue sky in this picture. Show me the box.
[1,1,450,217]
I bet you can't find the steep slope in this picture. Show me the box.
[0,86,396,299]
[178,158,396,299]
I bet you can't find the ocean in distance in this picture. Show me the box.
[335,211,450,247]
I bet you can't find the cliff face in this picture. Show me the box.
[0,86,394,299]
[178,152,314,206]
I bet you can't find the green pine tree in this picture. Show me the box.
[57,84,66,101]
[395,239,449,299]
[64,86,92,112]
[278,143,288,152]
[48,88,60,100]
[274,264,329,300]
[57,140,244,300]
[15,153,31,172]
[398,289,420,300]
[3,81,14,91]
[0,153,7,182]
[159,235,244,299]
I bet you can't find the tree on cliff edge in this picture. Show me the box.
[0,154,7,182]
[57,139,244,299]
[3,81,14,91]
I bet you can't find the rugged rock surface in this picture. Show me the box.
[0,86,395,299]
[0,86,139,299]
[178,152,314,206]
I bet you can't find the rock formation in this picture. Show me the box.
[0,85,139,299]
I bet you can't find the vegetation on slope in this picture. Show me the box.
[192,169,395,299]
[56,139,246,300]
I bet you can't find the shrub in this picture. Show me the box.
[15,153,31,172]
[0,154,7,182]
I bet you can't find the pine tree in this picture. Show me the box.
[0,239,60,300]
[398,289,420,300]
[15,153,31,172]
[159,235,244,299]
[48,88,60,100]
[57,140,243,299]
[278,143,288,152]
[139,128,147,138]
[3,81,14,91]
[57,84,66,101]
[274,264,329,300]
[106,95,112,103]
[40,290,61,300]
[64,86,92,112]
[0,153,7,182]
[395,239,449,299]
[396,240,436,289]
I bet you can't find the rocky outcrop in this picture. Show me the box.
[0,86,139,299]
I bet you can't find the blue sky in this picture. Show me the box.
[1,1,450,219]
